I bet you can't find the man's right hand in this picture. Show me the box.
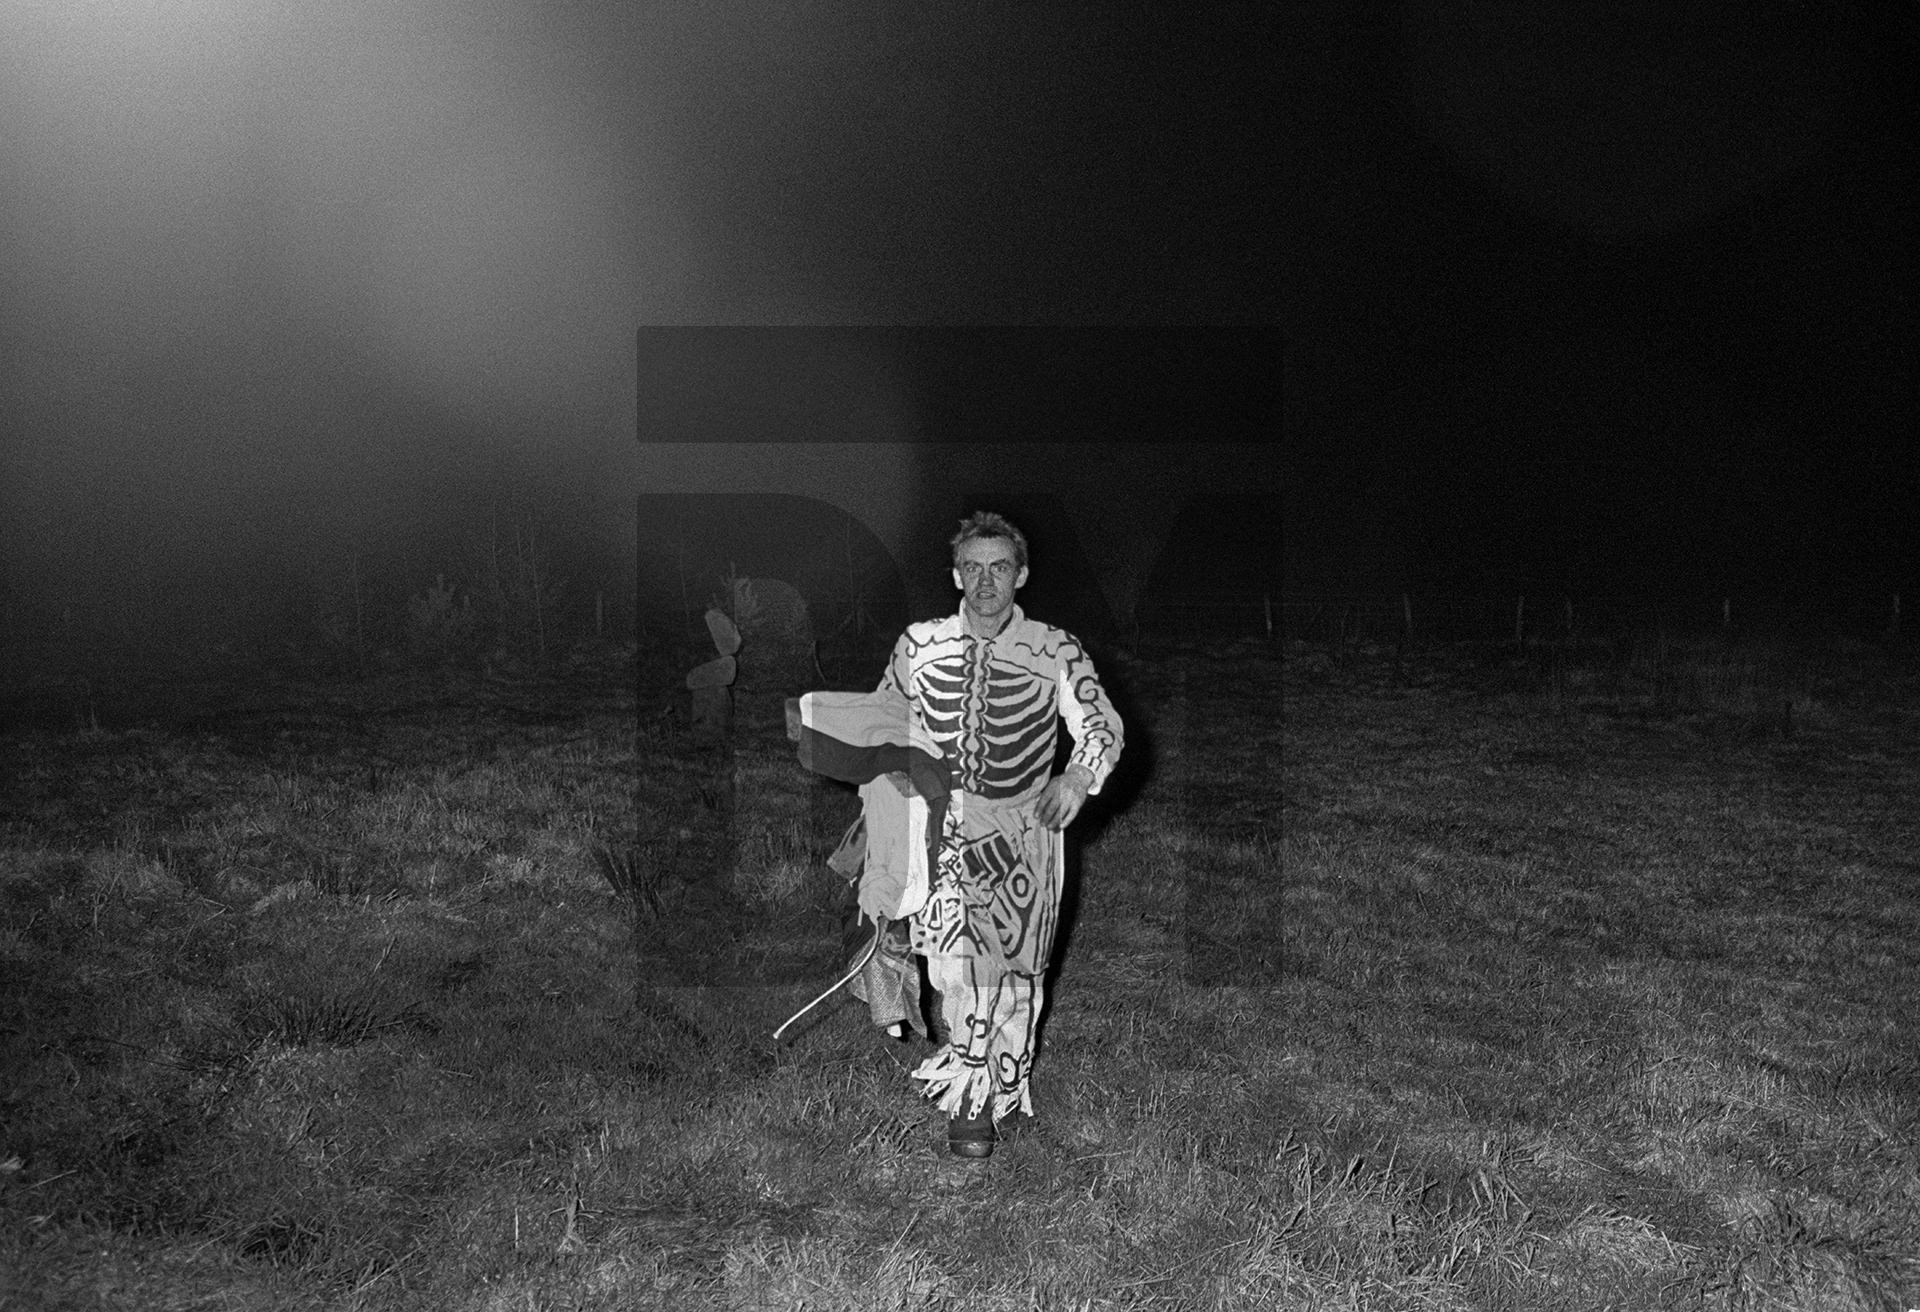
[885,771,918,797]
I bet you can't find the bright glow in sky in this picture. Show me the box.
[3,0,673,435]
[0,0,1901,657]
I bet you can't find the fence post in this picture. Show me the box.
[1402,593,1413,642]
[1264,592,1273,638]
[1514,596,1525,649]
[1564,596,1573,643]
[1892,593,1902,641]
[676,536,694,639]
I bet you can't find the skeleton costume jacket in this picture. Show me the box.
[882,603,1121,807]
[878,603,1122,973]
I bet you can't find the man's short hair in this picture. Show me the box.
[950,511,1029,572]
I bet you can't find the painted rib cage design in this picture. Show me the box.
[923,657,1058,799]
[883,613,1120,804]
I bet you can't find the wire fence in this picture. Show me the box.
[1138,591,1908,646]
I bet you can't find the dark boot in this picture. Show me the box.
[947,1101,995,1159]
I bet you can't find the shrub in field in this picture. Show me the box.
[405,574,477,664]
[241,990,436,1049]
[593,843,665,924]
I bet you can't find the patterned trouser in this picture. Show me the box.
[905,792,1063,1122]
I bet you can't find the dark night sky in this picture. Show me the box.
[1,0,1912,668]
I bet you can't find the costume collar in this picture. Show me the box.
[949,602,1027,642]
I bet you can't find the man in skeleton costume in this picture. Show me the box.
[797,511,1122,1158]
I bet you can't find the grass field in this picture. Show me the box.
[3,636,1917,1310]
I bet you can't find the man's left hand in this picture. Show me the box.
[1035,767,1093,831]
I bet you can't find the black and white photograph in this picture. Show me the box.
[1,3,1914,1308]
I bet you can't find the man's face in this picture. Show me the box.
[952,537,1028,625]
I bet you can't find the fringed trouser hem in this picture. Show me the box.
[910,961,1042,1123]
